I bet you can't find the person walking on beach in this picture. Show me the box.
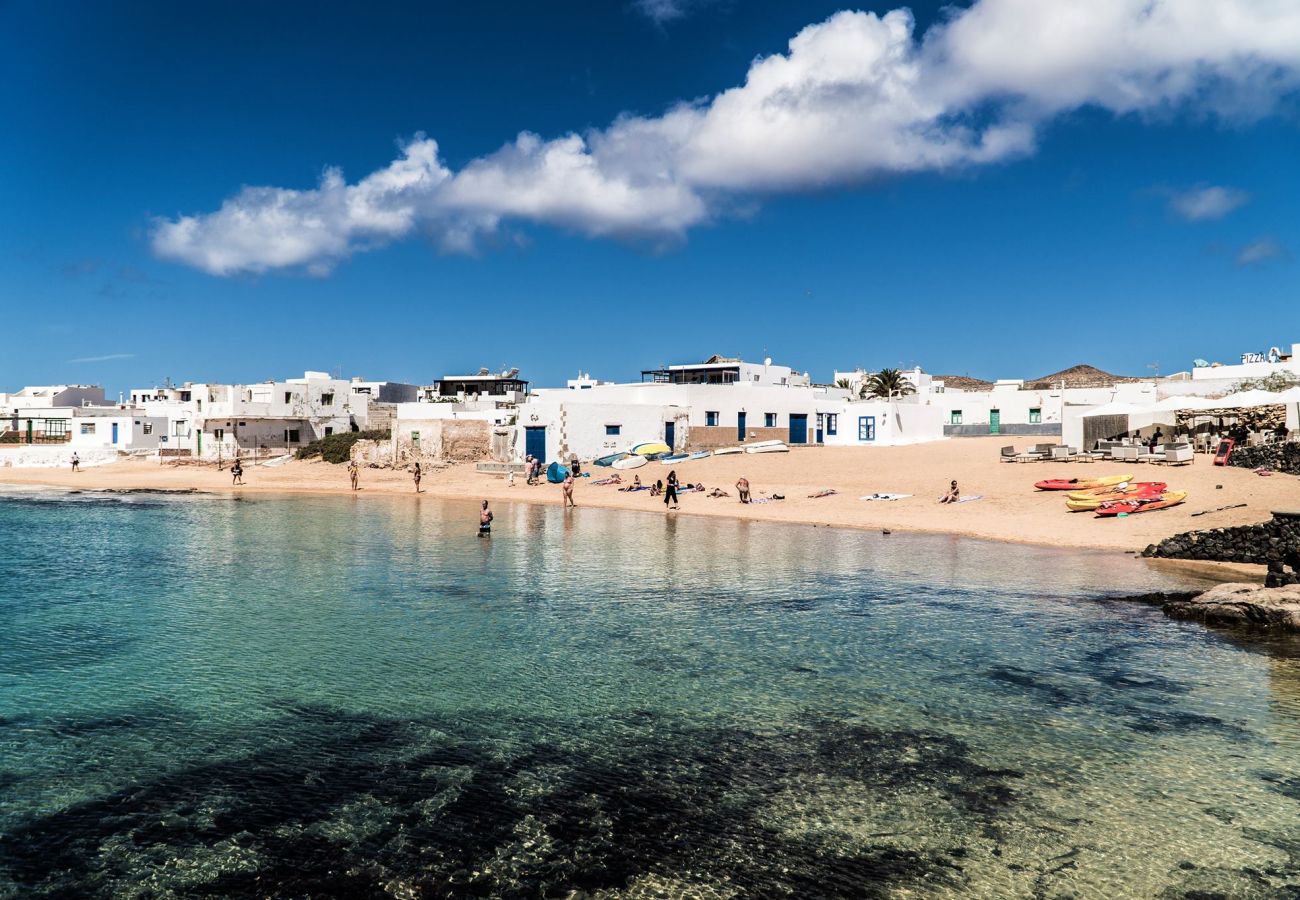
[939,480,960,504]
[562,471,576,507]
[231,458,244,485]
[736,476,750,504]
[70,452,80,473]
[348,459,359,491]
[664,469,680,509]
[479,500,493,537]
[412,461,422,493]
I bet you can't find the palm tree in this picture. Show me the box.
[834,378,855,392]
[862,368,915,399]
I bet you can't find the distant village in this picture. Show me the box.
[2,342,1297,468]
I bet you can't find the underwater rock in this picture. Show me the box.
[1163,582,1300,631]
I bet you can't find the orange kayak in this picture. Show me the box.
[1095,491,1188,517]
[1065,482,1167,511]
[1035,474,1134,491]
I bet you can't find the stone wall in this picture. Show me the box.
[1226,442,1300,474]
[1142,511,1300,586]
[687,426,789,450]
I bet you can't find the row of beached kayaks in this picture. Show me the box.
[595,439,790,468]
[1034,473,1188,516]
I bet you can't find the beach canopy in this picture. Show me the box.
[1080,401,1151,418]
[1212,389,1288,409]
[1148,395,1220,413]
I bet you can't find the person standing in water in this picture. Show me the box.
[736,476,750,503]
[231,457,244,485]
[348,459,359,491]
[412,461,422,493]
[562,471,576,507]
[664,469,680,509]
[479,500,493,536]
[70,452,80,473]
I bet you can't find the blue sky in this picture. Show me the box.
[2,0,1297,394]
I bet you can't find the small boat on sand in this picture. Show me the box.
[745,441,789,454]
[1035,474,1133,491]
[612,455,648,470]
[1095,490,1188,517]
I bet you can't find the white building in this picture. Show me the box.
[512,356,942,463]
[421,368,529,403]
[0,384,105,409]
[130,371,367,458]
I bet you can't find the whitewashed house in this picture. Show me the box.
[130,371,367,458]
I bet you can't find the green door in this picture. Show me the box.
[989,409,1000,435]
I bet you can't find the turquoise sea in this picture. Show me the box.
[4,486,1300,898]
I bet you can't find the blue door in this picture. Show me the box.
[111,422,119,444]
[858,416,876,442]
[525,426,546,461]
[737,412,746,441]
[789,414,808,444]
[815,414,824,444]
[664,421,675,450]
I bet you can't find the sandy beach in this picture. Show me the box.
[3,436,1293,556]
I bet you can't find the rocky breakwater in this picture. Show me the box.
[1143,510,1300,587]
[1228,442,1300,474]
[1163,582,1300,631]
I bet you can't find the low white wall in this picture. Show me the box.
[0,447,120,468]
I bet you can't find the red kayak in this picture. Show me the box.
[1095,491,1188,517]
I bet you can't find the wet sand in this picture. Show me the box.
[3,436,1293,556]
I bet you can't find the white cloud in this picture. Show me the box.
[632,0,689,25]
[66,353,135,364]
[1168,184,1249,221]
[1236,237,1288,266]
[153,1,1300,276]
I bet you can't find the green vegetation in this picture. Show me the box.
[862,368,916,399]
[295,429,390,464]
[1231,372,1300,393]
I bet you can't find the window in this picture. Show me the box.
[286,429,301,443]
[284,392,292,403]
[180,391,191,402]
[826,414,838,436]
[173,422,187,436]
[606,425,621,435]
[320,392,334,405]
[764,413,777,428]
[324,426,334,437]
[1029,407,1042,424]
[706,411,719,426]
[143,423,153,435]
[214,428,224,441]
[80,422,96,435]
[353,386,371,395]
[950,410,963,425]
[411,431,420,444]
[238,421,246,427]
[858,416,876,441]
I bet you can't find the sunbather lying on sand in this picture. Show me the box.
[808,489,838,498]
[707,487,730,498]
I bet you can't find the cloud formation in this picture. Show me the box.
[1168,185,1249,221]
[153,1,1300,276]
[66,353,136,364]
[1236,237,1288,266]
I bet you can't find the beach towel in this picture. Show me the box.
[859,493,912,501]
[956,494,984,503]
[621,485,651,492]
[751,496,784,504]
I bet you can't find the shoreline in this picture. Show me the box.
[2,436,1292,569]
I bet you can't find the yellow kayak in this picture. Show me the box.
[1066,482,1166,511]
[632,442,671,457]
[1035,473,1134,491]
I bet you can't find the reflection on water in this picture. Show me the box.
[3,490,1300,897]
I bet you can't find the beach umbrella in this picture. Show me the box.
[1215,389,1286,409]
[1080,401,1151,417]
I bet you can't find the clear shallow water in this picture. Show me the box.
[3,489,1300,898]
